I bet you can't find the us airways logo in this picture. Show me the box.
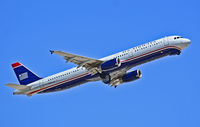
[19,72,28,81]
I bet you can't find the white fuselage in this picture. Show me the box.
[14,36,190,96]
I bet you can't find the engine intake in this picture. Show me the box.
[100,58,121,71]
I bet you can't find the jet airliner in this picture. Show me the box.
[6,36,190,96]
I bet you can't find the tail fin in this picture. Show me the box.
[11,62,41,85]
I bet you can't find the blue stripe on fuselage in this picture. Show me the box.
[39,48,180,93]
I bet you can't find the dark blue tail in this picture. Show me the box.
[11,62,41,85]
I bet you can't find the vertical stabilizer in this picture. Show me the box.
[12,62,41,85]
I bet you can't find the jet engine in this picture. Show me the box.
[100,58,121,71]
[101,70,142,87]
[121,70,142,83]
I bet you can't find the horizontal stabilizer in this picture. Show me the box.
[6,83,30,90]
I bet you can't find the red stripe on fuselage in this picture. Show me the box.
[28,73,89,95]
[121,46,181,63]
[27,46,181,95]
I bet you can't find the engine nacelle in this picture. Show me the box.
[100,58,121,71]
[121,70,142,83]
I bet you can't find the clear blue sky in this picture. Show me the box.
[0,0,199,127]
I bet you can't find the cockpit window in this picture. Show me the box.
[174,36,183,40]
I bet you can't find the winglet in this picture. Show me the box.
[49,50,54,54]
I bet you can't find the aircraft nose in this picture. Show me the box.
[180,38,191,49]
[183,38,191,45]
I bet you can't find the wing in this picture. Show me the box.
[50,50,103,74]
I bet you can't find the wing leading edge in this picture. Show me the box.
[50,50,104,74]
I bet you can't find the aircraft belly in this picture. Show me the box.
[102,47,180,74]
[39,47,180,94]
[39,75,90,93]
[122,47,180,69]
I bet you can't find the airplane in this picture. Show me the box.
[6,36,191,96]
